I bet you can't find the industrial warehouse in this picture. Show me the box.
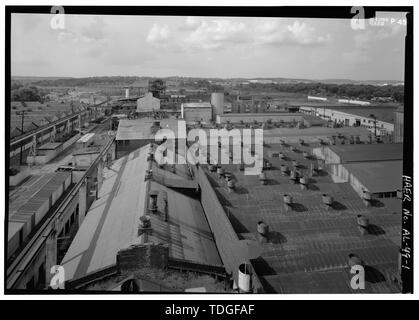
[5,9,412,297]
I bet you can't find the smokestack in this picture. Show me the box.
[211,92,224,120]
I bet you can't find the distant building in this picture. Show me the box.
[115,118,183,158]
[181,102,213,123]
[307,96,327,101]
[338,99,371,106]
[394,106,404,143]
[299,106,394,136]
[136,92,160,113]
[313,143,403,198]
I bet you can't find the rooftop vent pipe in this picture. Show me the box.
[348,253,363,268]
[139,215,151,231]
[289,170,299,184]
[145,169,153,181]
[362,190,372,207]
[300,176,308,190]
[217,166,225,178]
[227,179,235,191]
[322,194,333,210]
[357,214,369,235]
[238,263,252,293]
[259,172,267,185]
[280,165,289,176]
[283,194,293,205]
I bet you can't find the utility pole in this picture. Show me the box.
[370,114,377,139]
[16,110,26,165]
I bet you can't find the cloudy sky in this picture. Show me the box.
[11,13,407,80]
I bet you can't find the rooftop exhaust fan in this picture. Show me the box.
[348,253,363,268]
[322,194,333,209]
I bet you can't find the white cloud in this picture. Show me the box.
[146,23,171,46]
[178,16,202,31]
[255,20,331,46]
[183,19,248,51]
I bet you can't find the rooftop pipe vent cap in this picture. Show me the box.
[139,215,151,228]
[257,221,269,236]
[322,194,333,205]
[348,254,363,267]
[357,215,369,227]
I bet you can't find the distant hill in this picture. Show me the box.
[11,75,404,88]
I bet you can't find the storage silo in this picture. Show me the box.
[211,92,224,120]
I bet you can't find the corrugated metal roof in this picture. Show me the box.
[344,161,402,193]
[61,145,221,282]
[205,140,402,293]
[329,143,403,163]
[9,172,70,215]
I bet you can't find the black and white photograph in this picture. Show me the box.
[2,2,414,301]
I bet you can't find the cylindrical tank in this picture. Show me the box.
[125,88,130,99]
[238,263,252,293]
[211,92,224,118]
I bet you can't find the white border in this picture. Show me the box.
[0,0,417,300]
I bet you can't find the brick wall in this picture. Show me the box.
[117,243,169,272]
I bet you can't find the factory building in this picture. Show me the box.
[60,144,230,292]
[137,92,160,113]
[181,102,213,123]
[394,106,404,143]
[313,143,403,198]
[299,106,394,136]
[115,118,184,158]
[338,99,371,106]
